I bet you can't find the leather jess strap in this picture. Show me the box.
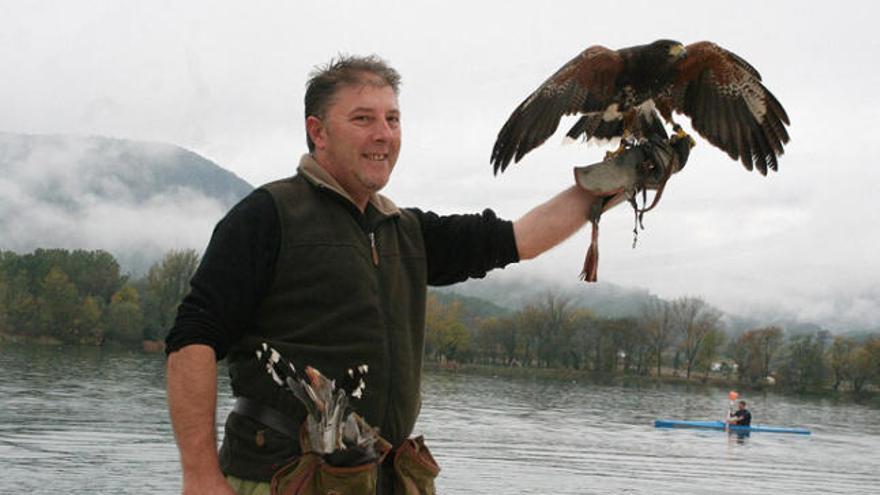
[233,397,299,439]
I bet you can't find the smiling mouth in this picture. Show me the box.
[363,153,388,161]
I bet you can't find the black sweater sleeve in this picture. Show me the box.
[408,207,520,286]
[164,189,280,360]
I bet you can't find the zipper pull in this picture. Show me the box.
[369,232,379,266]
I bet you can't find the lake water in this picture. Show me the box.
[1,344,878,494]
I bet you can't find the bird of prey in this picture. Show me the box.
[492,39,789,174]
[490,39,790,280]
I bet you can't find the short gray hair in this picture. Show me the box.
[304,54,401,152]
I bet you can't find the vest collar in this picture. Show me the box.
[297,154,400,217]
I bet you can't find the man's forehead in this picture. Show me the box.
[330,83,399,111]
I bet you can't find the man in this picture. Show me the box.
[728,400,752,427]
[165,55,625,495]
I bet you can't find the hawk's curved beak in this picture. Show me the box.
[670,44,687,59]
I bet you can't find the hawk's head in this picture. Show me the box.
[650,39,687,62]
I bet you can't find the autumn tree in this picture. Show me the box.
[68,249,124,303]
[729,332,751,382]
[753,326,784,381]
[592,318,623,373]
[639,299,675,377]
[517,292,574,368]
[75,295,104,344]
[103,284,145,344]
[425,294,469,362]
[602,317,641,374]
[781,333,828,392]
[729,327,784,385]
[142,249,200,340]
[671,297,722,379]
[473,316,499,364]
[696,327,727,380]
[569,310,597,371]
[476,316,519,365]
[0,269,7,333]
[516,305,542,367]
[37,266,81,341]
[615,317,651,375]
[2,270,39,336]
[850,337,880,394]
[829,336,856,391]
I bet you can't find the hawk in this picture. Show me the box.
[490,39,790,281]
[492,39,790,174]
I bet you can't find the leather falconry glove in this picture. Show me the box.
[574,131,694,282]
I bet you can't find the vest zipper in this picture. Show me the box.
[369,231,379,266]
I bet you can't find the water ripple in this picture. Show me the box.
[2,346,879,494]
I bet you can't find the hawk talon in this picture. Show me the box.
[671,125,696,148]
[603,139,631,160]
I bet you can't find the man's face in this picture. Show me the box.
[738,402,746,410]
[308,82,401,204]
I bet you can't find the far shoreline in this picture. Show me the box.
[422,361,880,405]
[2,335,875,406]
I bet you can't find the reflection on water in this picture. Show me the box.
[1,344,879,494]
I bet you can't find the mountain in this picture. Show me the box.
[430,289,513,328]
[0,132,253,274]
[436,274,662,319]
[437,274,664,319]
[436,274,862,338]
[721,312,830,336]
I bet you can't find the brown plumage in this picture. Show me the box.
[491,39,790,175]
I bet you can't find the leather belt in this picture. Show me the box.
[232,396,299,439]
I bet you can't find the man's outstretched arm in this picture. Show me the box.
[167,344,236,495]
[513,185,599,260]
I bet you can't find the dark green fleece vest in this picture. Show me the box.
[220,160,428,481]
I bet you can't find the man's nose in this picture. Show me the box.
[372,119,395,141]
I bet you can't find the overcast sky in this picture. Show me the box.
[2,0,878,330]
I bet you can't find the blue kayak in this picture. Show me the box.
[654,419,811,435]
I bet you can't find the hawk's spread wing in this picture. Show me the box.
[490,46,623,174]
[658,41,790,174]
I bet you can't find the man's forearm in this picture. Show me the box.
[167,344,226,485]
[513,185,597,260]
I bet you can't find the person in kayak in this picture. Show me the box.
[728,400,752,427]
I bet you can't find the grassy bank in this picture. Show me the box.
[0,331,63,346]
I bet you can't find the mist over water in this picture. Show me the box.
[1,345,878,494]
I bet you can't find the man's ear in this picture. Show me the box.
[306,116,325,150]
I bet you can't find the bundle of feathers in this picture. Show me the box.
[256,343,382,467]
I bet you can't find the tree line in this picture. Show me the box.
[0,248,198,346]
[3,248,878,394]
[425,292,880,394]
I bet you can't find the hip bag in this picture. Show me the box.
[270,415,440,495]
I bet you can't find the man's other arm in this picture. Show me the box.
[164,189,280,494]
